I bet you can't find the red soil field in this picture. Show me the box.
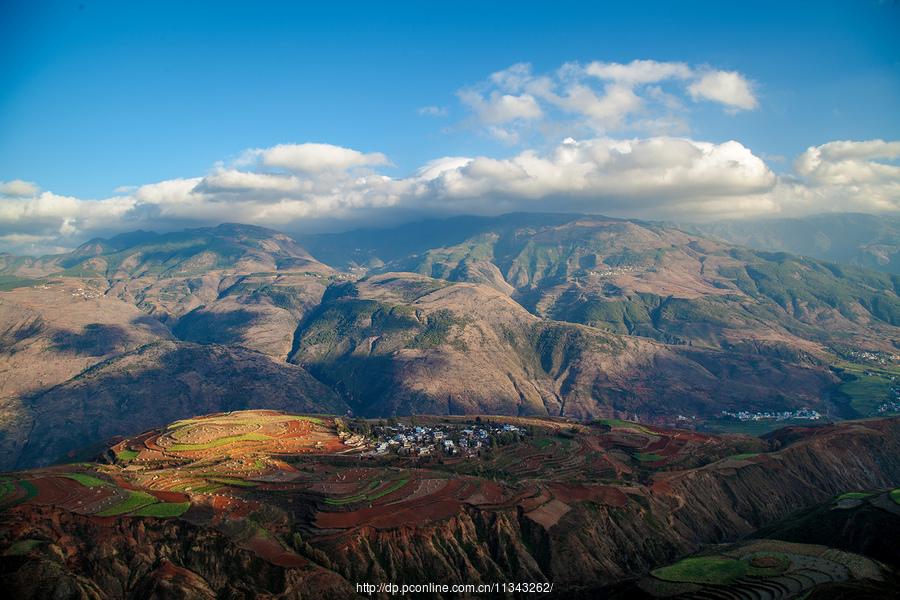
[244,535,308,569]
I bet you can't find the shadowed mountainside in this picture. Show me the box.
[289,272,836,420]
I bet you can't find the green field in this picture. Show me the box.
[0,480,37,511]
[5,539,44,556]
[206,477,258,488]
[168,432,271,451]
[324,478,390,505]
[96,491,158,516]
[324,494,366,506]
[652,556,748,585]
[700,419,816,436]
[837,491,873,501]
[635,452,663,462]
[63,473,110,488]
[115,449,139,461]
[0,478,15,501]
[594,418,652,433]
[169,414,324,430]
[838,370,894,416]
[191,484,223,494]
[891,488,900,505]
[366,478,409,501]
[0,275,41,291]
[131,501,190,518]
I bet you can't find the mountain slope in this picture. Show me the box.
[289,272,836,420]
[0,225,352,469]
[320,214,899,359]
[687,212,900,274]
[5,341,347,470]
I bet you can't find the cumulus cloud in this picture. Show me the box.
[248,143,390,173]
[457,89,543,125]
[584,59,693,84]
[457,60,759,142]
[688,70,758,110]
[0,180,40,197]
[3,133,899,256]
[785,139,900,213]
[0,137,801,255]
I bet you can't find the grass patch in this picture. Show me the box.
[532,438,553,449]
[206,477,258,488]
[168,432,271,452]
[890,488,900,505]
[168,414,323,431]
[594,418,652,433]
[0,480,37,511]
[635,452,663,462]
[652,556,747,585]
[192,484,222,494]
[0,275,41,291]
[115,448,139,461]
[62,473,110,488]
[367,478,409,501]
[0,478,15,502]
[700,419,808,437]
[324,493,368,506]
[5,539,44,555]
[96,491,157,516]
[837,491,873,501]
[131,501,190,518]
[838,371,893,416]
[324,479,386,505]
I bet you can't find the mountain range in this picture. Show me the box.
[0,213,897,470]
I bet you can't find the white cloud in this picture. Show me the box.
[0,180,40,197]
[422,137,776,217]
[585,59,692,84]
[457,90,543,125]
[547,83,643,130]
[4,137,899,254]
[456,60,760,141]
[688,70,758,110]
[781,139,900,214]
[252,143,390,173]
[418,105,448,117]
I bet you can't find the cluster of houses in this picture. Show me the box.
[841,348,899,366]
[366,422,524,458]
[719,408,822,422]
[877,399,900,414]
[587,265,643,279]
[71,287,100,300]
[877,379,900,414]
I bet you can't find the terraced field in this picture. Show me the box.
[2,412,898,598]
[639,540,884,600]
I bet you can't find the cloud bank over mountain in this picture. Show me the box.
[1,60,898,255]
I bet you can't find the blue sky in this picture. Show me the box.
[1,0,899,253]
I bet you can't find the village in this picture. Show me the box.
[345,419,527,458]
[719,408,822,422]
